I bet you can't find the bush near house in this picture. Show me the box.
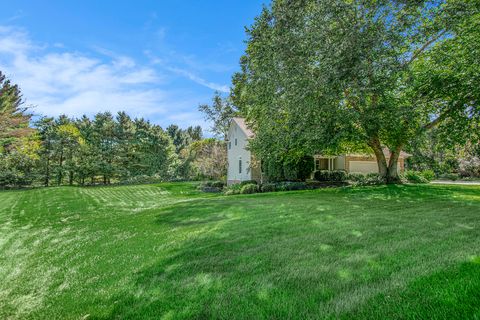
[403,171,429,184]
[198,180,225,192]
[240,183,259,194]
[314,170,347,182]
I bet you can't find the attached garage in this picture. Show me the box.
[349,161,379,174]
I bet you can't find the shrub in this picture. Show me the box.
[240,183,259,194]
[347,172,366,182]
[281,181,307,191]
[314,170,330,181]
[198,180,225,189]
[240,180,258,186]
[223,183,242,195]
[314,170,347,182]
[438,173,459,181]
[420,169,435,181]
[349,173,385,186]
[198,180,225,192]
[404,171,429,184]
[261,183,277,193]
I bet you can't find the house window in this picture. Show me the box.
[228,142,231,149]
[239,159,242,174]
[235,138,238,146]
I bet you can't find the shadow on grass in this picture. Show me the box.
[91,185,480,319]
[342,257,480,320]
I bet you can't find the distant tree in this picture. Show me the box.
[0,71,33,150]
[188,138,227,180]
[199,91,237,139]
[0,71,38,188]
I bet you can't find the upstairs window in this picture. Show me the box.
[239,159,242,174]
[235,138,238,146]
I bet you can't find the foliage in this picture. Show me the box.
[224,183,242,195]
[198,180,225,193]
[240,183,259,194]
[420,170,436,182]
[188,139,227,180]
[263,154,314,182]
[198,91,237,139]
[438,173,460,181]
[240,180,257,186]
[314,170,347,182]
[260,182,277,193]
[233,0,480,183]
[347,172,367,183]
[404,171,429,184]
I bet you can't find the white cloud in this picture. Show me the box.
[167,66,230,93]
[0,26,200,128]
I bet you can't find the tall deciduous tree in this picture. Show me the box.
[233,0,480,183]
[199,91,237,139]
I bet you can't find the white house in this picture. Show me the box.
[226,117,410,185]
[226,117,260,185]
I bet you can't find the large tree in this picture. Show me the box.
[199,91,237,139]
[233,0,480,182]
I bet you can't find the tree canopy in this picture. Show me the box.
[232,0,480,182]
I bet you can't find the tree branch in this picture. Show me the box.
[405,29,448,67]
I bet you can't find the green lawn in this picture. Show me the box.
[1,183,479,319]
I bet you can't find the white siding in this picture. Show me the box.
[227,121,252,184]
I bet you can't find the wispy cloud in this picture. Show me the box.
[0,26,195,128]
[166,66,230,93]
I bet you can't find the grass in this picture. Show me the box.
[1,182,479,319]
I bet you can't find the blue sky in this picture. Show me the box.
[0,0,266,132]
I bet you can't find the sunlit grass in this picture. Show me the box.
[0,183,479,319]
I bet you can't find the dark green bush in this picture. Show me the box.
[347,172,366,182]
[314,170,330,181]
[261,183,277,193]
[314,170,347,182]
[438,173,459,181]
[282,181,307,191]
[404,171,429,184]
[240,180,258,186]
[198,180,225,192]
[420,170,435,181]
[240,183,259,194]
[224,183,242,195]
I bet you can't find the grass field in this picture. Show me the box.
[1,183,479,319]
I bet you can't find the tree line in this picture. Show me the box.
[0,73,228,188]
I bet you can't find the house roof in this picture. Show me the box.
[232,117,255,138]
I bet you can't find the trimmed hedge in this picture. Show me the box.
[314,170,347,182]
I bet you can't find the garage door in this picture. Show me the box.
[349,161,378,174]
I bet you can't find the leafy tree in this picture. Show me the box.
[199,91,237,139]
[233,0,480,183]
[188,138,227,180]
[0,71,33,151]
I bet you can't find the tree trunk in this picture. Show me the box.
[386,146,403,184]
[58,149,64,186]
[45,155,50,187]
[368,137,388,179]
